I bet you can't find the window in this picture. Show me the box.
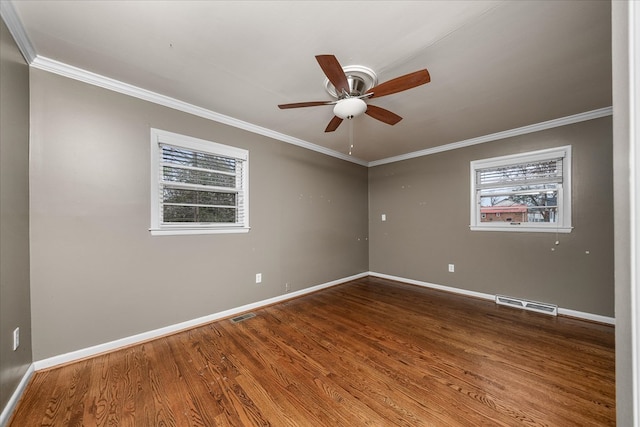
[470,146,572,233]
[150,129,249,235]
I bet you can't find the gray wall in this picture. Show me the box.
[0,19,32,412]
[29,66,616,362]
[29,69,369,360]
[369,117,614,317]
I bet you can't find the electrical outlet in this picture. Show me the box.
[285,283,291,293]
[255,273,262,284]
[13,327,19,351]
[381,214,386,221]
[448,264,455,273]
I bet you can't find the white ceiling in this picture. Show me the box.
[8,0,612,163]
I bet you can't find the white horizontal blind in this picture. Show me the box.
[476,158,563,190]
[159,143,246,226]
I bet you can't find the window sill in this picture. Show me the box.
[150,227,250,236]
[469,225,573,233]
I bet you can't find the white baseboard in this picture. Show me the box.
[557,308,616,325]
[32,269,614,372]
[34,272,368,371]
[0,363,35,427]
[368,272,615,325]
[369,272,496,301]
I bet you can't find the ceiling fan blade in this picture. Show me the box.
[278,101,333,109]
[366,69,431,99]
[325,116,344,132]
[365,105,403,125]
[316,55,350,95]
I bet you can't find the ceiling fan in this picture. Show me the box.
[278,55,431,132]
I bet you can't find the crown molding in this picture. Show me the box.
[31,54,611,169]
[27,55,615,170]
[0,0,36,63]
[7,1,610,170]
[29,56,368,167]
[1,0,363,165]
[368,106,613,167]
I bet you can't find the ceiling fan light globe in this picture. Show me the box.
[333,98,367,120]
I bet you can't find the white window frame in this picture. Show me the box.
[150,128,249,236]
[470,146,572,233]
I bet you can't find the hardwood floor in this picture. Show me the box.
[9,277,615,426]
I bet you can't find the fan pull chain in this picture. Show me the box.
[348,119,354,155]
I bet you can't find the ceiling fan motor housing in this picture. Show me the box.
[345,75,367,97]
[324,65,378,99]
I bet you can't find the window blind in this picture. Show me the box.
[159,144,246,225]
[476,158,563,190]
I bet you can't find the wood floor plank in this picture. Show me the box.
[216,319,364,426]
[9,277,615,426]
[266,304,462,426]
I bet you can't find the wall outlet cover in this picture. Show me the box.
[13,327,19,351]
